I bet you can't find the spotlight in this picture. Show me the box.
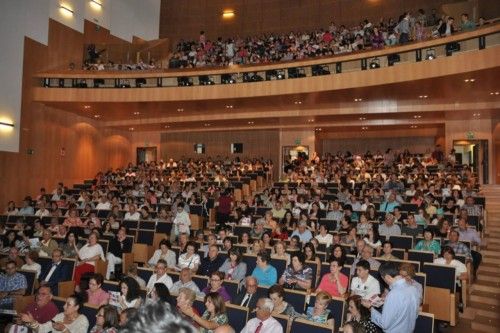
[221,74,236,84]
[425,48,436,60]
[369,58,380,69]
[198,75,214,85]
[177,76,193,86]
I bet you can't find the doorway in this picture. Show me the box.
[453,140,488,184]
[136,147,157,164]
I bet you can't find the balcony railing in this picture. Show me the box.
[35,23,500,89]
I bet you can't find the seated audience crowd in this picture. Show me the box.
[0,146,484,332]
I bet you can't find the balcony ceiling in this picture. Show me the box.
[41,67,500,132]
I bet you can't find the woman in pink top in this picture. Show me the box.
[316,258,348,298]
[86,273,110,307]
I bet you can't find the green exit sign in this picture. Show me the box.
[466,131,475,140]
[295,138,301,145]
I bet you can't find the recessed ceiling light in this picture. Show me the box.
[204,123,211,127]
[410,125,418,128]
[129,127,134,131]
[133,111,140,115]
[419,95,428,99]
[84,105,91,109]
[94,114,100,118]
[359,117,366,120]
[307,119,315,123]
[164,125,170,128]
[294,101,302,105]
[490,92,500,95]
[361,126,369,130]
[177,108,184,112]
[354,98,363,102]
[473,113,481,117]
[413,115,422,119]
[464,78,475,83]
[225,105,234,109]
[247,121,254,125]
[315,128,322,131]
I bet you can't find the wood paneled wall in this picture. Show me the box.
[0,19,134,207]
[161,129,280,164]
[160,0,463,43]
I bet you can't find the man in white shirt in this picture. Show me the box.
[35,203,50,217]
[350,260,380,300]
[146,260,173,295]
[124,204,140,221]
[95,196,111,210]
[240,297,283,333]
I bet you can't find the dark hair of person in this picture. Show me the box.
[268,284,285,298]
[330,257,345,267]
[204,292,226,316]
[185,241,199,252]
[441,246,456,259]
[228,248,242,264]
[120,307,138,327]
[356,259,370,271]
[98,304,119,329]
[159,239,172,249]
[257,250,270,263]
[154,283,175,309]
[68,293,85,310]
[291,251,306,265]
[303,242,317,260]
[120,302,196,333]
[347,294,371,320]
[91,273,104,286]
[329,244,347,263]
[378,262,399,279]
[343,320,365,333]
[382,240,393,248]
[120,277,141,303]
[65,231,79,244]
[423,227,435,237]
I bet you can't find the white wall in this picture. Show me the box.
[0,0,160,152]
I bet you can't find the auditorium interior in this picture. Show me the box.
[1,0,500,333]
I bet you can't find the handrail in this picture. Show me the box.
[35,23,500,80]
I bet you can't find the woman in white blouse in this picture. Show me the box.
[433,246,468,285]
[74,232,105,286]
[22,294,89,333]
[21,250,41,279]
[176,241,200,273]
[148,239,176,269]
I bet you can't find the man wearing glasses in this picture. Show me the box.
[146,260,173,295]
[0,260,27,309]
[8,286,58,332]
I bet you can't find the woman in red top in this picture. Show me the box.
[316,258,348,298]
[216,189,233,226]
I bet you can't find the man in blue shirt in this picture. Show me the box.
[291,221,313,243]
[362,262,419,333]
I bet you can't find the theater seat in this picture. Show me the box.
[415,312,434,333]
[290,317,334,333]
[226,304,248,333]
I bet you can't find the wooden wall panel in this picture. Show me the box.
[161,129,280,165]
[160,0,465,43]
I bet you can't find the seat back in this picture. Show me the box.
[226,304,248,333]
[137,267,154,283]
[283,288,307,313]
[389,235,414,250]
[269,257,287,279]
[222,279,240,296]
[407,250,434,269]
[137,229,155,245]
[18,270,36,295]
[415,312,434,333]
[423,263,456,293]
[290,317,334,333]
[242,254,257,275]
[132,243,150,264]
[192,275,209,291]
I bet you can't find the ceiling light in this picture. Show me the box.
[83,105,91,109]
[225,105,234,109]
[177,108,184,112]
[164,125,170,128]
[222,10,235,19]
[413,115,422,119]
[94,115,100,118]
[133,112,140,115]
[490,92,500,95]
[419,95,428,99]
[204,123,211,127]
[354,98,363,102]
[410,125,418,129]
[294,101,302,105]
[59,4,74,16]
[129,127,134,131]
[247,121,254,125]
[359,117,366,120]
[307,119,315,123]
[473,113,481,117]
[0,121,15,128]
[89,0,102,10]
[361,126,369,130]
[464,78,475,83]
[315,128,322,131]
